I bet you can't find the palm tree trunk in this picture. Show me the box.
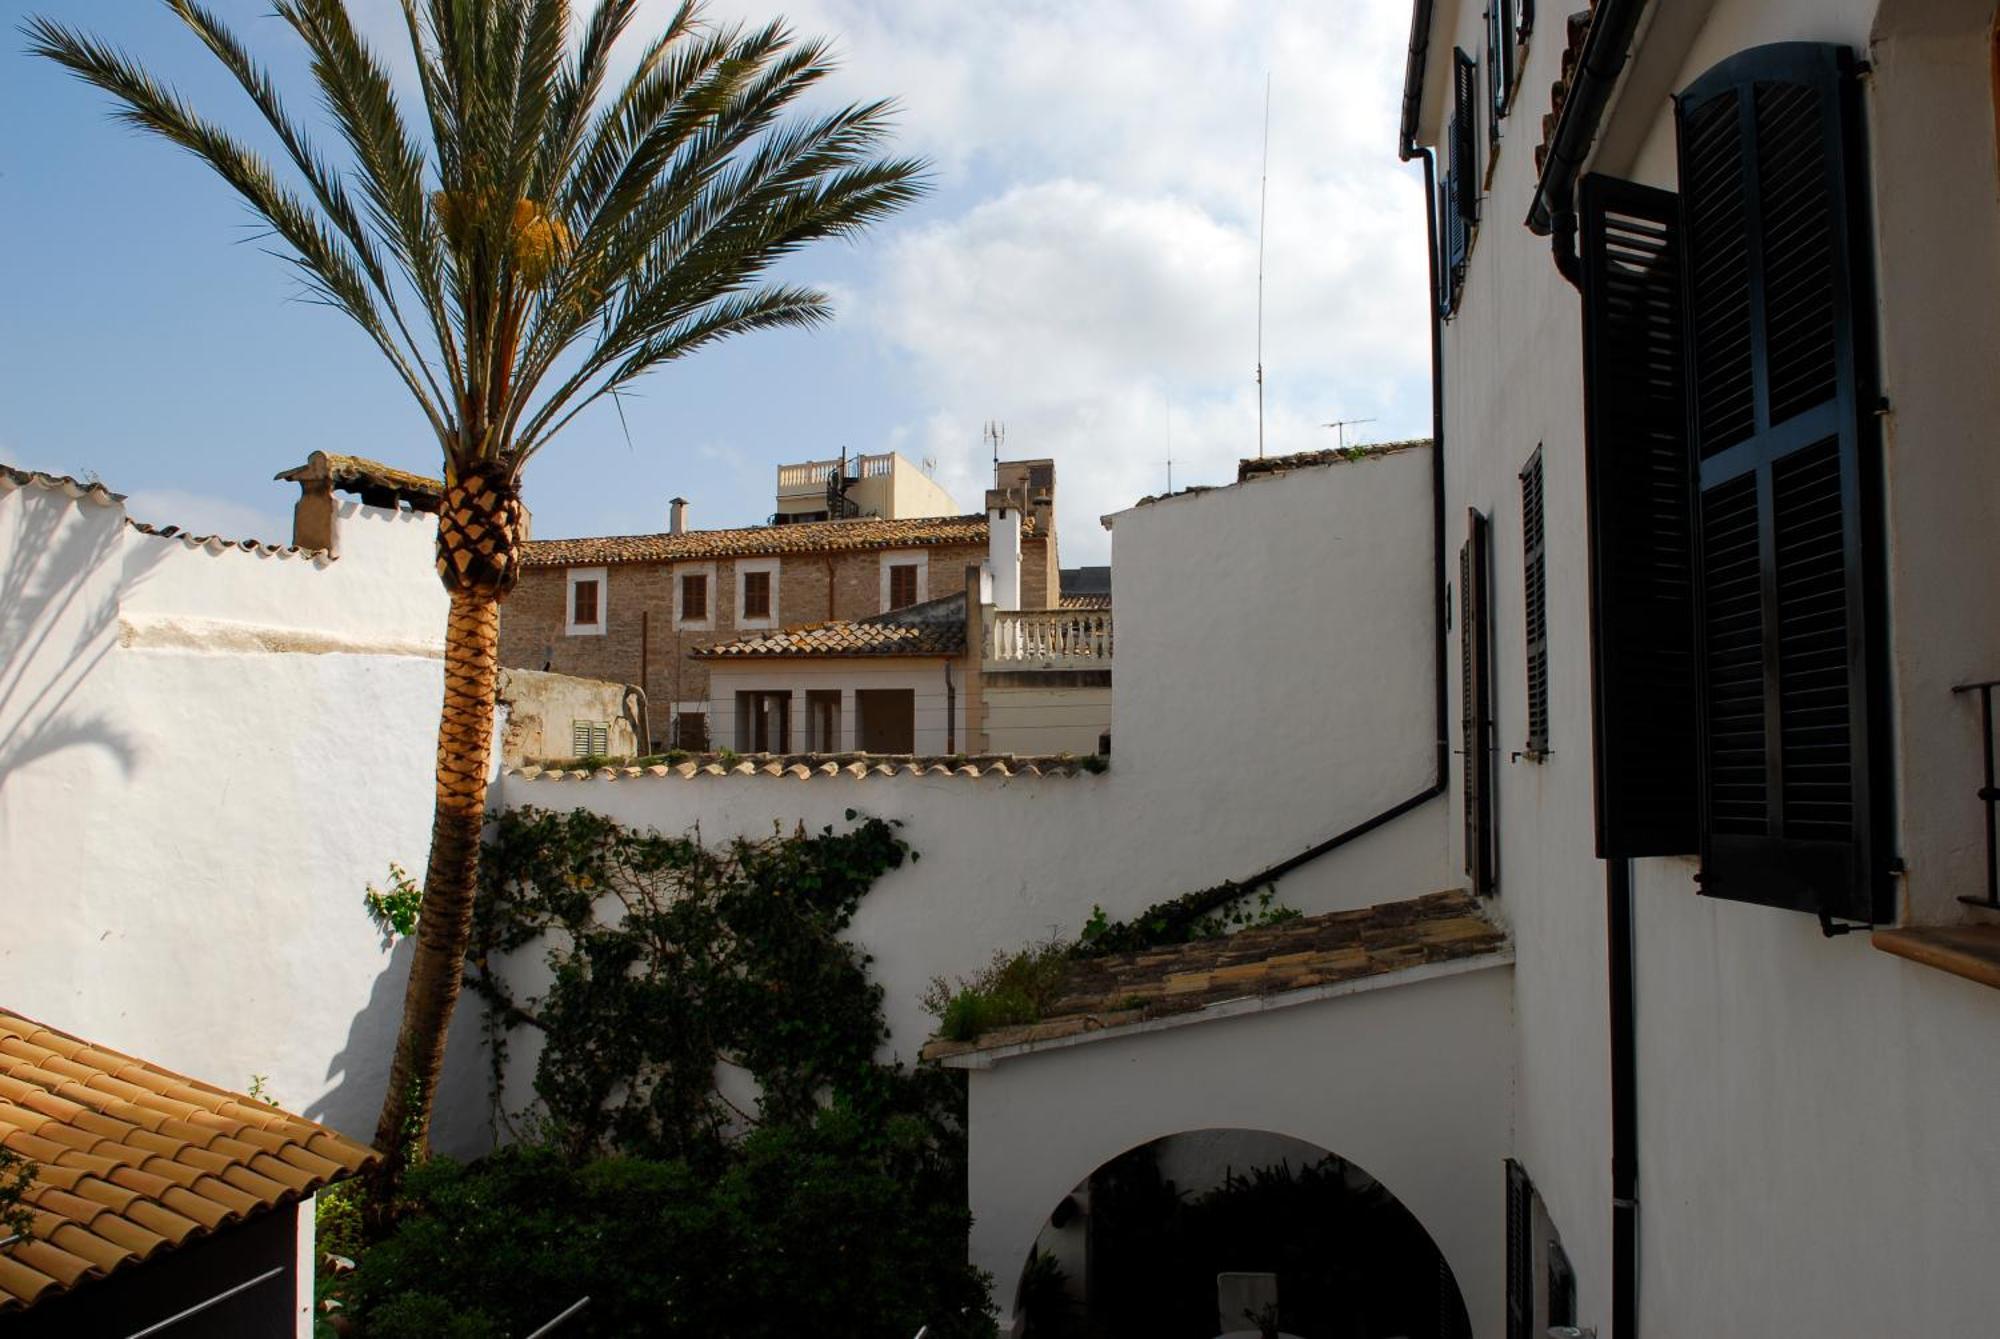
[371,586,502,1200]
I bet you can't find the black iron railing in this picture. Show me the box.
[1953,677,2000,910]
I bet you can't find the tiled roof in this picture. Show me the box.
[1059,593,1112,611]
[0,1010,377,1313]
[1235,438,1432,482]
[274,451,443,511]
[523,512,1030,569]
[696,592,967,660]
[1537,7,1598,177]
[4,460,326,561]
[922,890,1506,1062]
[126,519,330,563]
[508,752,1103,782]
[0,463,123,507]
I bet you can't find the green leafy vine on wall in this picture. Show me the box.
[467,806,959,1169]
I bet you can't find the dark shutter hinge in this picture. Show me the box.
[1853,58,1874,78]
[1817,908,1872,938]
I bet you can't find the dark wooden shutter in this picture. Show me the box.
[1504,1159,1531,1339]
[1441,49,1478,314]
[1461,510,1495,895]
[1520,447,1549,758]
[1580,173,1699,856]
[682,572,706,621]
[1488,0,1516,128]
[1678,43,1883,921]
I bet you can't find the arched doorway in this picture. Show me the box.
[1010,1128,1471,1339]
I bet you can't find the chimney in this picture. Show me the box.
[669,497,688,535]
[985,489,1021,612]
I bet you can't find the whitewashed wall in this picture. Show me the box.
[495,448,1449,1105]
[1415,0,2000,1332]
[0,477,487,1155]
[958,962,1513,1339]
[980,682,1110,755]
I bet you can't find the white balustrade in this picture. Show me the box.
[776,453,897,495]
[985,608,1113,667]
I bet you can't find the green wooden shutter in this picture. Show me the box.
[1580,173,1700,857]
[1678,43,1884,921]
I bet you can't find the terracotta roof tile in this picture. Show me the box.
[1536,7,1598,176]
[0,463,124,507]
[507,751,1105,782]
[0,1009,378,1314]
[922,890,1507,1062]
[1235,438,1432,482]
[523,511,1031,569]
[695,592,968,660]
[1058,593,1112,611]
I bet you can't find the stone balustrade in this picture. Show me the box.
[986,608,1113,667]
[775,453,896,495]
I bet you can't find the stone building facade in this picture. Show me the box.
[498,459,1058,750]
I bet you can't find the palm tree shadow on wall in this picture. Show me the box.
[307,932,492,1155]
[0,493,159,806]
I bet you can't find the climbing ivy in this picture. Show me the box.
[468,806,957,1168]
[1077,881,1299,956]
[0,1148,33,1245]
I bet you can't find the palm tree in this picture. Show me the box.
[26,0,925,1193]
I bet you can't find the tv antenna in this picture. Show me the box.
[983,421,1005,489]
[920,453,938,477]
[1165,401,1174,494]
[1321,417,1376,451]
[1255,72,1272,459]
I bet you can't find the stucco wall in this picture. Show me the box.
[980,682,1110,755]
[0,479,487,1154]
[496,667,638,764]
[493,443,1451,1129]
[960,963,1514,1338]
[705,657,965,754]
[1420,0,2000,1333]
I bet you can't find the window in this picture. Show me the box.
[673,710,709,752]
[734,691,789,752]
[680,572,708,622]
[564,567,607,636]
[1486,1,1531,127]
[736,558,779,628]
[1505,1161,1571,1339]
[1441,48,1479,315]
[1461,509,1495,896]
[1520,447,1548,758]
[1580,43,1885,923]
[888,564,919,610]
[570,719,609,758]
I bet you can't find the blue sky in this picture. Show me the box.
[0,0,1431,564]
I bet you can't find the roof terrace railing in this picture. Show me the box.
[985,607,1112,669]
[776,453,896,496]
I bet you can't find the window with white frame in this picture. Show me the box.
[674,562,715,630]
[565,567,608,636]
[736,557,779,630]
[879,550,927,612]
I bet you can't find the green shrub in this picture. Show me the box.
[348,1121,994,1338]
[924,939,1075,1042]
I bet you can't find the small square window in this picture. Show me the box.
[742,569,772,620]
[681,573,707,622]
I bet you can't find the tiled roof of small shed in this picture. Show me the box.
[523,511,1031,568]
[696,617,966,660]
[922,889,1506,1062]
[0,1010,377,1313]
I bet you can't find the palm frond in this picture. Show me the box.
[22,15,448,439]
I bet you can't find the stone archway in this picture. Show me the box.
[1009,1126,1472,1339]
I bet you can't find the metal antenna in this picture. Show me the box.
[1321,417,1377,451]
[1256,73,1271,459]
[1165,400,1174,494]
[983,420,1005,489]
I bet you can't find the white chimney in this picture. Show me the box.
[669,497,687,535]
[986,490,1021,612]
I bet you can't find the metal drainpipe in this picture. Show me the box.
[1608,857,1638,1337]
[1526,0,1649,287]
